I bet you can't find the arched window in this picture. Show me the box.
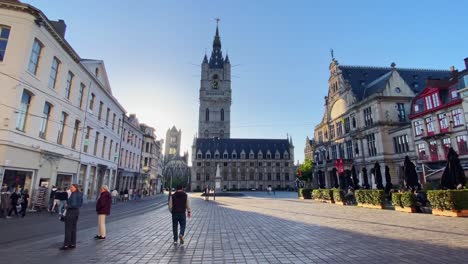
[220,130,224,138]
[221,108,224,121]
[205,108,210,121]
[204,130,209,138]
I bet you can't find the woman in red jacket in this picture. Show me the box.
[95,185,111,240]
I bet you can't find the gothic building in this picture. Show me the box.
[313,58,451,188]
[191,25,295,192]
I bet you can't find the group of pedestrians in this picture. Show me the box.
[48,186,70,217]
[0,184,29,218]
[116,188,148,202]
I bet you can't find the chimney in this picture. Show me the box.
[464,57,468,70]
[50,19,66,38]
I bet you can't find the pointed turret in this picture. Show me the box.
[202,54,208,64]
[209,24,224,69]
[224,54,230,64]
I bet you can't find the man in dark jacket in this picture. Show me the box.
[7,188,19,218]
[95,185,111,240]
[168,185,191,245]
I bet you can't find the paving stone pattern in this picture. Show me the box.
[1,193,467,264]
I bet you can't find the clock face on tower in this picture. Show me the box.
[212,79,219,89]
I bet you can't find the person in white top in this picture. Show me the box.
[111,189,119,204]
[128,189,133,201]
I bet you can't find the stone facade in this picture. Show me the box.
[0,1,161,204]
[191,25,295,192]
[313,58,450,189]
[197,26,231,139]
[140,123,163,194]
[164,126,181,159]
[304,137,314,161]
[410,59,468,184]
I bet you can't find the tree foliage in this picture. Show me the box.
[297,159,313,182]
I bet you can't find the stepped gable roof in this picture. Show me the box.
[339,65,451,101]
[195,138,291,159]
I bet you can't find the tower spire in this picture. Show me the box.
[209,18,224,68]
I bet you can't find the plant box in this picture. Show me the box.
[334,201,346,206]
[395,207,416,213]
[358,203,384,209]
[432,209,468,217]
[298,197,304,200]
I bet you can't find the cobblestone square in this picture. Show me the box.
[1,193,467,263]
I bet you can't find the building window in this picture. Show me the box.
[206,153,211,159]
[28,39,43,75]
[366,133,377,157]
[117,119,121,134]
[109,139,113,160]
[205,173,210,181]
[363,107,373,127]
[204,130,209,138]
[439,113,449,132]
[205,108,210,121]
[397,103,406,121]
[16,90,32,131]
[414,99,424,113]
[457,135,468,155]
[71,120,80,149]
[94,132,100,156]
[65,71,74,99]
[276,173,281,181]
[196,173,201,181]
[351,115,356,129]
[329,124,335,139]
[267,173,272,181]
[452,108,464,127]
[346,140,353,159]
[48,57,60,88]
[339,143,345,159]
[106,108,110,126]
[331,145,337,160]
[215,153,220,159]
[425,95,433,110]
[89,93,95,111]
[426,116,435,135]
[78,83,85,109]
[318,131,323,143]
[344,117,350,133]
[197,153,202,159]
[39,102,52,139]
[84,127,91,153]
[285,173,290,181]
[393,135,409,154]
[450,88,459,100]
[112,113,116,130]
[102,136,107,158]
[336,121,343,137]
[221,108,224,121]
[432,94,440,108]
[442,138,451,157]
[98,101,104,120]
[354,141,359,156]
[418,143,426,159]
[414,120,423,136]
[0,26,10,61]
[57,112,68,145]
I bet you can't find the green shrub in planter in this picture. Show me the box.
[301,188,313,199]
[392,193,402,207]
[401,192,416,207]
[332,189,345,203]
[427,190,468,210]
[298,188,304,198]
[355,190,385,206]
[312,189,333,201]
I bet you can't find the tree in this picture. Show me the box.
[297,159,314,187]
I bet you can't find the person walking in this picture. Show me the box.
[6,188,19,218]
[124,189,129,202]
[19,189,29,218]
[128,188,133,201]
[48,186,57,212]
[204,186,209,201]
[57,188,68,216]
[50,188,61,213]
[60,184,83,250]
[1,185,10,218]
[111,189,119,204]
[168,185,191,245]
[95,185,111,240]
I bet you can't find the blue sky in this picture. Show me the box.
[28,0,468,163]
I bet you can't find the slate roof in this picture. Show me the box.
[339,65,451,101]
[195,138,291,159]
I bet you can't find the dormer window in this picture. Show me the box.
[232,153,237,159]
[214,153,220,159]
[197,153,202,159]
[206,153,211,159]
[223,153,228,159]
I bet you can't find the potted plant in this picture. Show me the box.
[332,188,346,205]
[427,190,468,217]
[355,190,385,209]
[392,192,417,213]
